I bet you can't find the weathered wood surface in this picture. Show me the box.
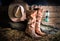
[42,6,60,27]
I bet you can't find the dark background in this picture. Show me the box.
[0,0,60,6]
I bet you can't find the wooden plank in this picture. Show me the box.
[55,24,60,28]
[42,18,60,27]
[55,18,60,23]
[42,18,56,26]
[41,6,60,28]
[42,6,60,18]
[42,18,60,23]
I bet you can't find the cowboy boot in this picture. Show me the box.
[25,10,41,38]
[35,9,46,36]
